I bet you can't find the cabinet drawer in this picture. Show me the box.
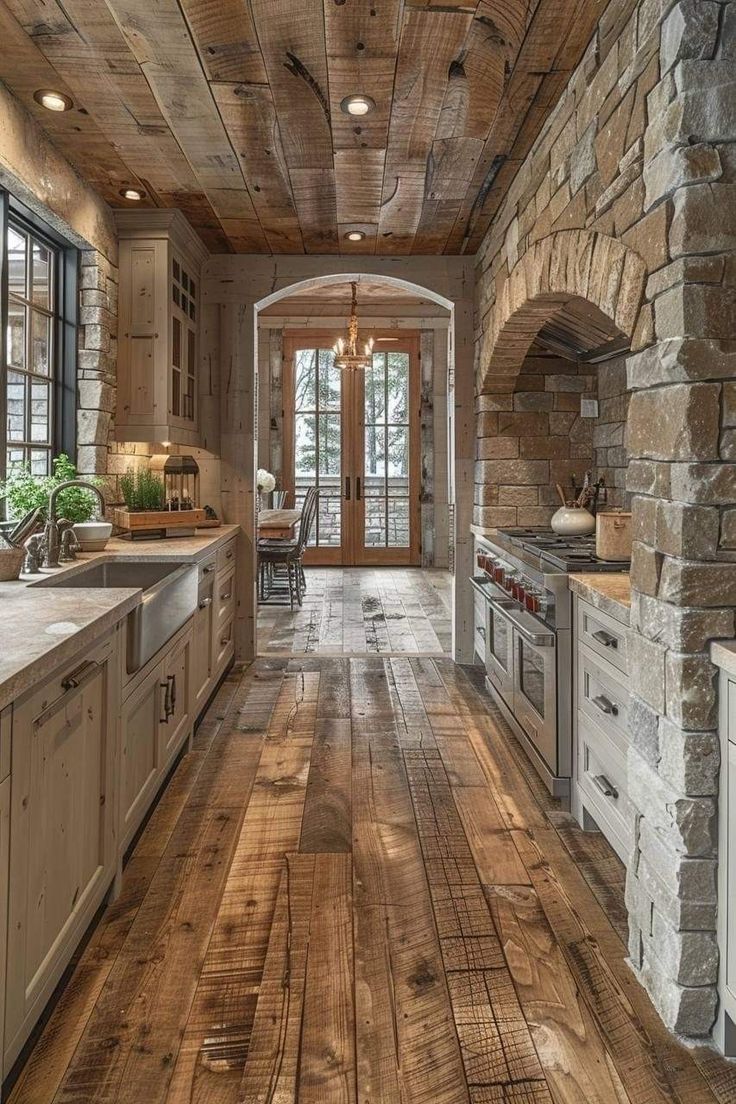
[216,567,236,626]
[578,646,629,752]
[199,557,217,582]
[577,600,628,675]
[0,706,10,781]
[577,713,633,863]
[215,616,235,672]
[216,538,236,574]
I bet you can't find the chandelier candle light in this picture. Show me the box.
[333,282,374,371]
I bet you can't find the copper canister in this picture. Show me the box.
[595,511,632,562]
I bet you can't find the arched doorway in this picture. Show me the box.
[250,271,463,657]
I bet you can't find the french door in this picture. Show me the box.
[283,332,421,565]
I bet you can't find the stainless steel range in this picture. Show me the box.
[472,527,630,802]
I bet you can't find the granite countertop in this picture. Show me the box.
[568,573,631,625]
[0,525,239,711]
[711,640,736,679]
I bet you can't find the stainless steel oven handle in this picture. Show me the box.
[490,600,555,647]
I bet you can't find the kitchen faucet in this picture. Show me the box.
[42,480,107,568]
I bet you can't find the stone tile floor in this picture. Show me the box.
[257,566,452,655]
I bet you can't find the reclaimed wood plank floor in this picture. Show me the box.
[7,655,736,1104]
[257,568,452,655]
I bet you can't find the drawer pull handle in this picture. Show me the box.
[592,629,618,649]
[593,774,619,800]
[199,597,212,609]
[202,564,215,575]
[221,589,232,601]
[169,673,177,712]
[593,694,618,717]
[160,680,171,723]
[35,661,101,728]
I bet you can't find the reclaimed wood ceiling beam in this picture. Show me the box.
[324,0,403,254]
[178,0,267,84]
[377,7,474,254]
[0,3,138,201]
[248,0,338,253]
[102,0,268,251]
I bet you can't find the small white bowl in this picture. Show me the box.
[73,521,113,552]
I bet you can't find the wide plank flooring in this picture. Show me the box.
[257,567,452,654]
[7,656,736,1104]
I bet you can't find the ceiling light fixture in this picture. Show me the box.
[34,89,73,112]
[344,230,366,242]
[333,282,374,371]
[119,187,146,201]
[340,94,375,117]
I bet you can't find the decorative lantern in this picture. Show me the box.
[150,454,200,511]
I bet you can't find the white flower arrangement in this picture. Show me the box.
[256,468,276,494]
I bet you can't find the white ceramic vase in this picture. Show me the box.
[550,506,595,536]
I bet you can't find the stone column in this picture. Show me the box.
[76,248,119,509]
[624,0,736,1036]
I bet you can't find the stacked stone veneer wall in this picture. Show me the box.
[473,0,736,1037]
[594,355,630,508]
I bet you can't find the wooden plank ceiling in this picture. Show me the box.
[0,0,605,255]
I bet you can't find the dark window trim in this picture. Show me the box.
[0,190,78,484]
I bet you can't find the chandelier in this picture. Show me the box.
[333,282,374,370]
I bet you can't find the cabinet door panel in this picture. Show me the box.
[120,665,162,850]
[192,598,213,718]
[728,741,736,996]
[6,643,115,1066]
[0,775,9,1080]
[160,634,191,767]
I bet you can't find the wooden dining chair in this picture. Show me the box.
[258,487,317,608]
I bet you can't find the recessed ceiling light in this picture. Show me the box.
[34,89,73,112]
[344,230,366,242]
[119,187,146,201]
[340,94,375,117]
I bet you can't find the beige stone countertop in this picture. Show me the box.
[568,573,631,625]
[711,640,736,678]
[0,525,239,711]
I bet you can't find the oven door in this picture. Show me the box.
[485,600,514,705]
[507,610,558,775]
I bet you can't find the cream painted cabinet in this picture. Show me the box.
[4,633,119,1069]
[716,666,736,1056]
[119,662,164,852]
[159,631,192,767]
[115,210,208,448]
[192,574,215,717]
[0,773,9,1086]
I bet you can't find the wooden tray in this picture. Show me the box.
[114,508,206,532]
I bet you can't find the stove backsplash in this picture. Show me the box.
[474,344,631,531]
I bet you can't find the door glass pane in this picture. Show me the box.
[387,426,408,491]
[318,496,341,547]
[387,352,409,421]
[365,498,386,547]
[295,413,316,479]
[387,498,409,547]
[295,349,317,410]
[364,360,385,423]
[364,424,385,496]
[519,638,546,718]
[318,350,340,410]
[7,227,26,298]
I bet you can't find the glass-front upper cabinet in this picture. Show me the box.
[114,211,207,447]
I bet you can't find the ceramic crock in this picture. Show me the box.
[550,506,596,536]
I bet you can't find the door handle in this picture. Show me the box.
[345,475,351,500]
[160,680,171,723]
[169,673,176,712]
[592,629,618,649]
[356,476,361,501]
[592,693,618,717]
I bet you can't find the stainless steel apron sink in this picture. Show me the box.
[35,559,198,673]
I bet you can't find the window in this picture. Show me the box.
[1,192,77,478]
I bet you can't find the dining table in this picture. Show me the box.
[257,507,302,540]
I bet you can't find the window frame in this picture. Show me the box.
[0,189,78,483]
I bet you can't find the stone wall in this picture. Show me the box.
[473,0,736,1037]
[594,356,630,508]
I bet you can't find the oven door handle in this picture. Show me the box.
[491,600,555,647]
